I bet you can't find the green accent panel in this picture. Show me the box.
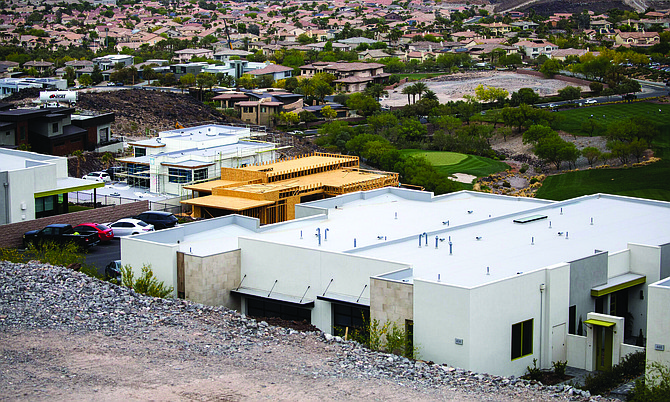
[34,182,104,198]
[590,276,646,297]
[584,319,615,327]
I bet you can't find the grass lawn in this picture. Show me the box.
[400,149,510,178]
[536,159,670,202]
[536,101,670,202]
[555,102,670,138]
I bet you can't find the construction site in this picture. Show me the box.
[182,153,400,224]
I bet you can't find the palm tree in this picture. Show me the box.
[412,82,428,100]
[423,90,438,101]
[72,150,85,178]
[401,85,415,105]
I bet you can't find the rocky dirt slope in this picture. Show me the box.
[0,261,606,401]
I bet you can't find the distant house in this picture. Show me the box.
[614,31,661,46]
[300,62,390,93]
[92,54,134,71]
[514,40,558,59]
[0,105,116,155]
[248,64,294,81]
[174,48,214,63]
[358,49,394,61]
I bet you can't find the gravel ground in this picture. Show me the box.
[382,72,590,107]
[0,261,611,401]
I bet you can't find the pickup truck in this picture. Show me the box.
[23,224,100,249]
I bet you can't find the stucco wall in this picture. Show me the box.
[569,252,608,333]
[646,281,670,384]
[183,249,241,309]
[660,243,670,281]
[370,277,413,326]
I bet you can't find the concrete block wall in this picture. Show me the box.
[184,249,241,310]
[0,200,149,249]
[370,277,413,326]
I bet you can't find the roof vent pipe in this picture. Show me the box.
[325,228,329,241]
[418,234,422,248]
[395,212,398,219]
[423,232,428,246]
[435,236,439,249]
[590,217,594,225]
[449,241,453,255]
[566,231,569,240]
[316,228,321,246]
[438,274,441,282]
[487,267,490,275]
[549,221,552,228]
[531,236,534,245]
[300,230,303,239]
[560,208,563,215]
[354,238,357,248]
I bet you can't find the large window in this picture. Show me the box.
[511,319,533,360]
[168,167,192,183]
[333,303,369,333]
[134,147,146,157]
[193,168,208,181]
[246,297,311,323]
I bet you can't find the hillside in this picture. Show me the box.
[492,0,647,14]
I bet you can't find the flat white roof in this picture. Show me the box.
[0,149,58,171]
[132,189,670,289]
[122,141,275,165]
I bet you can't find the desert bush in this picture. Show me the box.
[121,264,173,298]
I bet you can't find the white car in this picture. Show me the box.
[584,99,597,104]
[106,218,154,237]
[82,171,111,182]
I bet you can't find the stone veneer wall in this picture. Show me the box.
[183,249,241,310]
[370,277,413,326]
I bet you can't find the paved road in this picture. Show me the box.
[84,240,120,277]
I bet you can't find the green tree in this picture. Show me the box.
[589,82,604,95]
[540,58,562,78]
[523,124,556,144]
[582,146,601,167]
[534,133,580,170]
[368,113,399,134]
[509,88,539,106]
[91,64,103,85]
[237,74,255,89]
[179,72,195,93]
[279,111,300,127]
[321,105,337,121]
[64,66,76,87]
[558,86,581,101]
[474,84,509,104]
[581,119,602,137]
[346,93,380,117]
[364,84,388,101]
[78,74,92,87]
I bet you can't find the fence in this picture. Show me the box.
[69,191,192,216]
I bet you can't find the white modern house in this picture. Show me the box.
[120,188,670,377]
[0,148,103,224]
[119,124,277,196]
[0,77,67,99]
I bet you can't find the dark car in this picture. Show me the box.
[105,260,122,283]
[135,211,178,230]
[23,224,99,249]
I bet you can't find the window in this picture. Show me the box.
[333,303,369,332]
[52,123,58,133]
[193,168,208,181]
[284,71,291,77]
[511,319,533,360]
[168,167,192,183]
[134,147,146,157]
[569,306,576,335]
[19,126,25,140]
[246,297,311,323]
[260,107,267,113]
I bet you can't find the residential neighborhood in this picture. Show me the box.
[1,0,670,399]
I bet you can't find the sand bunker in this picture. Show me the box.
[450,173,477,183]
[383,71,590,106]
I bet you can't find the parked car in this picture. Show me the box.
[72,223,114,242]
[106,218,154,237]
[82,171,111,182]
[584,99,597,104]
[105,260,122,283]
[134,211,178,230]
[23,224,100,249]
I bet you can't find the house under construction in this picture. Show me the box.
[182,152,400,224]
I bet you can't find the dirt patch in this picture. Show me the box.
[382,71,590,107]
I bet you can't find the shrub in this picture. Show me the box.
[502,181,511,188]
[628,362,670,402]
[529,177,539,185]
[583,351,645,395]
[121,264,173,298]
[520,163,529,174]
[553,360,567,376]
[525,358,543,381]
